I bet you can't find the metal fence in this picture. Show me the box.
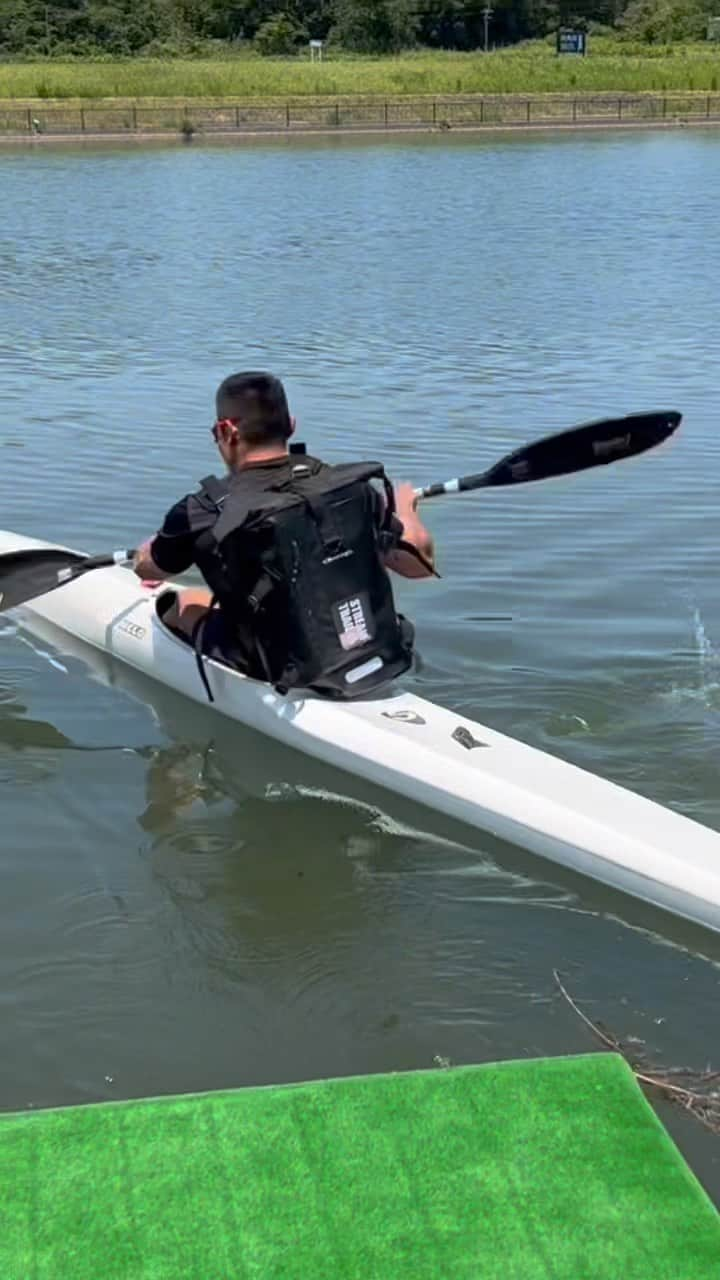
[2,93,720,137]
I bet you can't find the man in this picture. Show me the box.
[134,371,435,696]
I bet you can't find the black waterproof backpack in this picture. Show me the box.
[195,453,424,699]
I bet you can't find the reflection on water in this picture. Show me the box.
[136,742,215,832]
[0,686,75,751]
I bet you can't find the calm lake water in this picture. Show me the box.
[1,128,720,1202]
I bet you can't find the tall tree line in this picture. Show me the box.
[0,0,714,55]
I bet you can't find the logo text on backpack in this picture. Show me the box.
[335,594,372,651]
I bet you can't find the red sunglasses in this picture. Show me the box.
[211,417,241,442]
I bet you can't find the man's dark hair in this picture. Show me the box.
[215,372,292,446]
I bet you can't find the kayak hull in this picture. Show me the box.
[3,529,720,934]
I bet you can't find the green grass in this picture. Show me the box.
[0,41,719,103]
[2,1056,720,1278]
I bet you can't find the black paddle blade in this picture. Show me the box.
[465,410,681,491]
[0,548,88,612]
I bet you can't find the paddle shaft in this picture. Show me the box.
[58,549,136,579]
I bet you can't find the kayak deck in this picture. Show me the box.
[3,529,720,934]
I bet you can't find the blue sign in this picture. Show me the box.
[557,30,587,54]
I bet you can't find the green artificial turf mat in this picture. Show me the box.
[2,1052,719,1279]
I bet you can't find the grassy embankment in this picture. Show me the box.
[0,40,718,106]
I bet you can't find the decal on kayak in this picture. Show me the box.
[382,709,426,725]
[452,725,489,750]
[117,619,146,640]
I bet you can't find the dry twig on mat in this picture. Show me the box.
[553,969,720,1136]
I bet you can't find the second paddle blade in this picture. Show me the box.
[0,548,87,612]
[474,410,682,490]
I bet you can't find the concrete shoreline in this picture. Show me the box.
[1,114,718,149]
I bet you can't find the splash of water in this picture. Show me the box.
[692,608,719,689]
[663,605,720,710]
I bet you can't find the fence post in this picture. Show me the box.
[285,102,290,129]
[335,102,340,127]
[235,106,240,129]
[27,108,32,133]
[708,95,711,120]
[480,99,484,124]
[132,105,137,131]
[618,98,622,121]
[572,98,577,123]
[80,108,85,132]
[432,100,437,125]
[526,99,531,124]
[384,101,388,127]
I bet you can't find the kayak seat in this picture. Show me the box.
[155,589,184,639]
[154,590,247,676]
[154,589,201,649]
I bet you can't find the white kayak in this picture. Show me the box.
[3,528,720,934]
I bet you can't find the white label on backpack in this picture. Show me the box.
[345,656,384,684]
[334,593,373,651]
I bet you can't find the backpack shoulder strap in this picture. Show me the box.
[197,474,229,510]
